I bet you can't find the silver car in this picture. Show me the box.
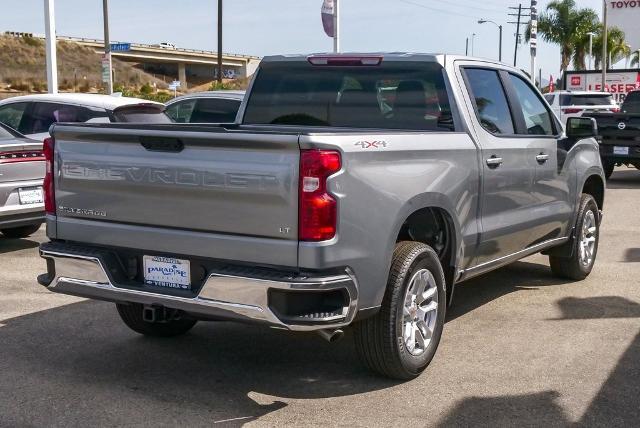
[165,91,244,123]
[0,123,44,238]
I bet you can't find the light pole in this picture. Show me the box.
[44,0,58,94]
[587,32,596,70]
[478,19,503,62]
[102,0,113,94]
[217,0,223,83]
[471,33,476,56]
[602,0,608,91]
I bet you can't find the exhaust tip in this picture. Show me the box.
[318,328,344,343]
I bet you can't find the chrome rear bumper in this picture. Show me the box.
[39,243,358,332]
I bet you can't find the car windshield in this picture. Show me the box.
[243,61,455,131]
[560,94,613,106]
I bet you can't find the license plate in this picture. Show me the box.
[18,187,43,205]
[143,256,191,290]
[614,146,629,156]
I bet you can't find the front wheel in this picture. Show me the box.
[354,241,446,380]
[116,303,197,337]
[549,194,600,280]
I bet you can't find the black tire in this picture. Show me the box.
[353,241,446,380]
[1,224,42,238]
[116,303,197,337]
[603,162,615,180]
[549,194,600,280]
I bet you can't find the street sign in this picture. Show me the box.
[101,54,110,83]
[110,43,131,52]
[168,80,181,90]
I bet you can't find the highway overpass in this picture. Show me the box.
[6,32,261,89]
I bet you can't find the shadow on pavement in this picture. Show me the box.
[0,300,397,426]
[447,260,570,322]
[0,237,39,255]
[624,248,640,263]
[437,296,640,427]
[606,168,640,189]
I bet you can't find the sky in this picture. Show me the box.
[0,0,608,80]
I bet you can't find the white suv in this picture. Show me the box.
[544,90,618,126]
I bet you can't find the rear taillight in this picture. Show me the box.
[563,108,583,114]
[299,150,341,242]
[0,150,44,164]
[43,137,55,215]
[611,107,621,113]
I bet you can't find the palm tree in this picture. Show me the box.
[593,27,631,70]
[527,0,599,71]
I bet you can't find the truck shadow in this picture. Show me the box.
[447,260,571,322]
[0,300,396,426]
[606,168,640,189]
[0,236,39,255]
[437,296,640,427]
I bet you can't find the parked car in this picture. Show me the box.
[0,94,166,141]
[0,122,45,238]
[38,54,605,380]
[165,91,245,123]
[584,89,640,178]
[544,90,618,126]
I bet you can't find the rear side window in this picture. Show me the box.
[508,74,555,136]
[0,102,28,131]
[243,61,455,131]
[19,103,107,134]
[166,99,196,123]
[189,98,241,123]
[544,94,555,104]
[463,68,515,135]
[560,94,613,106]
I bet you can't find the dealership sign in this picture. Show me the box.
[608,1,640,51]
[566,71,640,102]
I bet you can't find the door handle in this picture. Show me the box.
[486,156,503,168]
[536,153,550,164]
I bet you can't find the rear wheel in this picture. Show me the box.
[1,224,42,238]
[549,194,600,280]
[354,241,446,380]
[116,303,197,337]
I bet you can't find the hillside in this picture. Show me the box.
[0,34,167,94]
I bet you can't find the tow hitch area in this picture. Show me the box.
[142,305,182,323]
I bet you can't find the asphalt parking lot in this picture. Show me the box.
[1,168,639,427]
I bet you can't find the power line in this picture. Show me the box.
[397,0,482,20]
[399,0,506,14]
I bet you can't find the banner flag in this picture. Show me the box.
[322,0,335,38]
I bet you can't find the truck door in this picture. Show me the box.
[504,73,573,243]
[460,66,539,265]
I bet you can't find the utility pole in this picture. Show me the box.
[508,4,531,67]
[333,0,340,53]
[602,0,608,91]
[530,0,538,84]
[217,0,223,83]
[472,33,476,56]
[44,0,58,94]
[465,37,469,56]
[102,0,113,94]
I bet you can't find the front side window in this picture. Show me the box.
[508,74,555,136]
[463,68,515,135]
[244,61,454,131]
[20,103,97,134]
[0,102,28,131]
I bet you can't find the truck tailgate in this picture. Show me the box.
[51,125,300,265]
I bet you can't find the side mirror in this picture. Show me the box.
[566,117,598,139]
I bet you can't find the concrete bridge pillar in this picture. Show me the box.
[178,63,187,90]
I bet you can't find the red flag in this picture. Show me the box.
[322,0,335,38]
[549,75,555,92]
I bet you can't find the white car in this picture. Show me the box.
[165,91,245,123]
[0,93,165,141]
[544,90,618,126]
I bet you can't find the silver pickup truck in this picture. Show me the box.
[38,54,605,380]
